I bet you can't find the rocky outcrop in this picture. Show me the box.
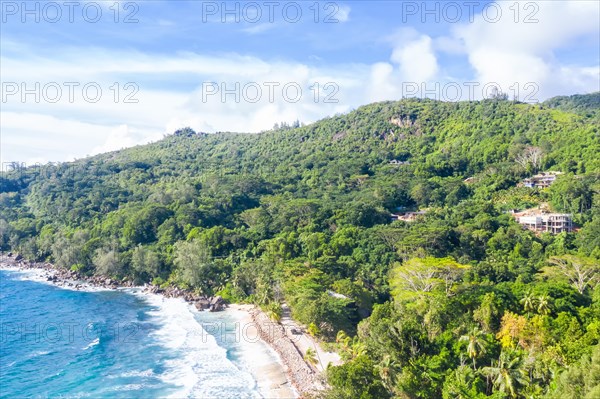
[0,252,228,311]
[208,295,226,311]
[194,298,210,311]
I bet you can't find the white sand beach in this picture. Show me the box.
[227,304,298,399]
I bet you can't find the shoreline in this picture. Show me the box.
[227,304,300,399]
[249,307,326,395]
[0,252,327,398]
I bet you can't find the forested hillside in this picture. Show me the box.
[1,94,599,398]
[543,92,600,117]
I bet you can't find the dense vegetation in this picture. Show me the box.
[543,92,600,117]
[1,94,599,398]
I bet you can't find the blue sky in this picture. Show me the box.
[1,0,599,164]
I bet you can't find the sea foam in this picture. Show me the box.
[133,292,260,398]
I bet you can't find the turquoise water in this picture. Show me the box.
[0,268,273,398]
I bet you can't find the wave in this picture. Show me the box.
[114,369,155,378]
[107,383,145,392]
[82,337,100,350]
[0,265,111,293]
[3,350,54,372]
[0,265,49,282]
[135,293,259,398]
[1,268,285,398]
[32,350,52,356]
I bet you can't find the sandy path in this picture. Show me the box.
[279,304,342,372]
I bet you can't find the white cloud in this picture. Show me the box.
[91,125,141,155]
[0,112,157,165]
[336,5,351,23]
[2,2,598,163]
[450,1,600,99]
[391,35,439,83]
[0,47,368,163]
[366,62,397,102]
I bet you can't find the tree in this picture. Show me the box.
[515,146,543,172]
[547,255,600,294]
[265,302,282,322]
[576,218,600,257]
[460,327,488,369]
[325,355,391,399]
[482,350,528,399]
[173,238,227,294]
[473,292,502,332]
[520,291,536,316]
[496,312,527,349]
[375,355,398,391]
[350,341,367,359]
[93,247,123,277]
[546,344,600,399]
[336,330,351,351]
[375,226,404,252]
[123,205,173,246]
[304,347,318,367]
[231,259,277,304]
[536,295,551,315]
[442,365,486,399]
[173,127,196,137]
[0,218,11,249]
[51,232,87,269]
[131,245,160,282]
[548,173,597,214]
[390,257,470,300]
[239,207,271,239]
[488,86,509,101]
[307,322,320,337]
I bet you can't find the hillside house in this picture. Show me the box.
[521,171,563,188]
[513,210,573,234]
[389,160,411,166]
[391,210,427,222]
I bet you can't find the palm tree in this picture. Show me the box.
[483,351,528,398]
[266,310,281,322]
[352,341,368,358]
[304,347,318,367]
[460,327,487,369]
[444,365,479,399]
[536,295,551,315]
[520,291,536,316]
[375,355,398,390]
[336,330,350,350]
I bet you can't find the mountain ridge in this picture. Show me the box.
[1,93,599,398]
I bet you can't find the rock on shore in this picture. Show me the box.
[0,252,226,310]
[1,251,326,397]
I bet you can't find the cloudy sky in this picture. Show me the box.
[1,0,599,164]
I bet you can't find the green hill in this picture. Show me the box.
[1,94,599,398]
[543,91,600,117]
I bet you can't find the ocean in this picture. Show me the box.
[0,268,285,398]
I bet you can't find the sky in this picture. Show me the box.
[1,0,599,164]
